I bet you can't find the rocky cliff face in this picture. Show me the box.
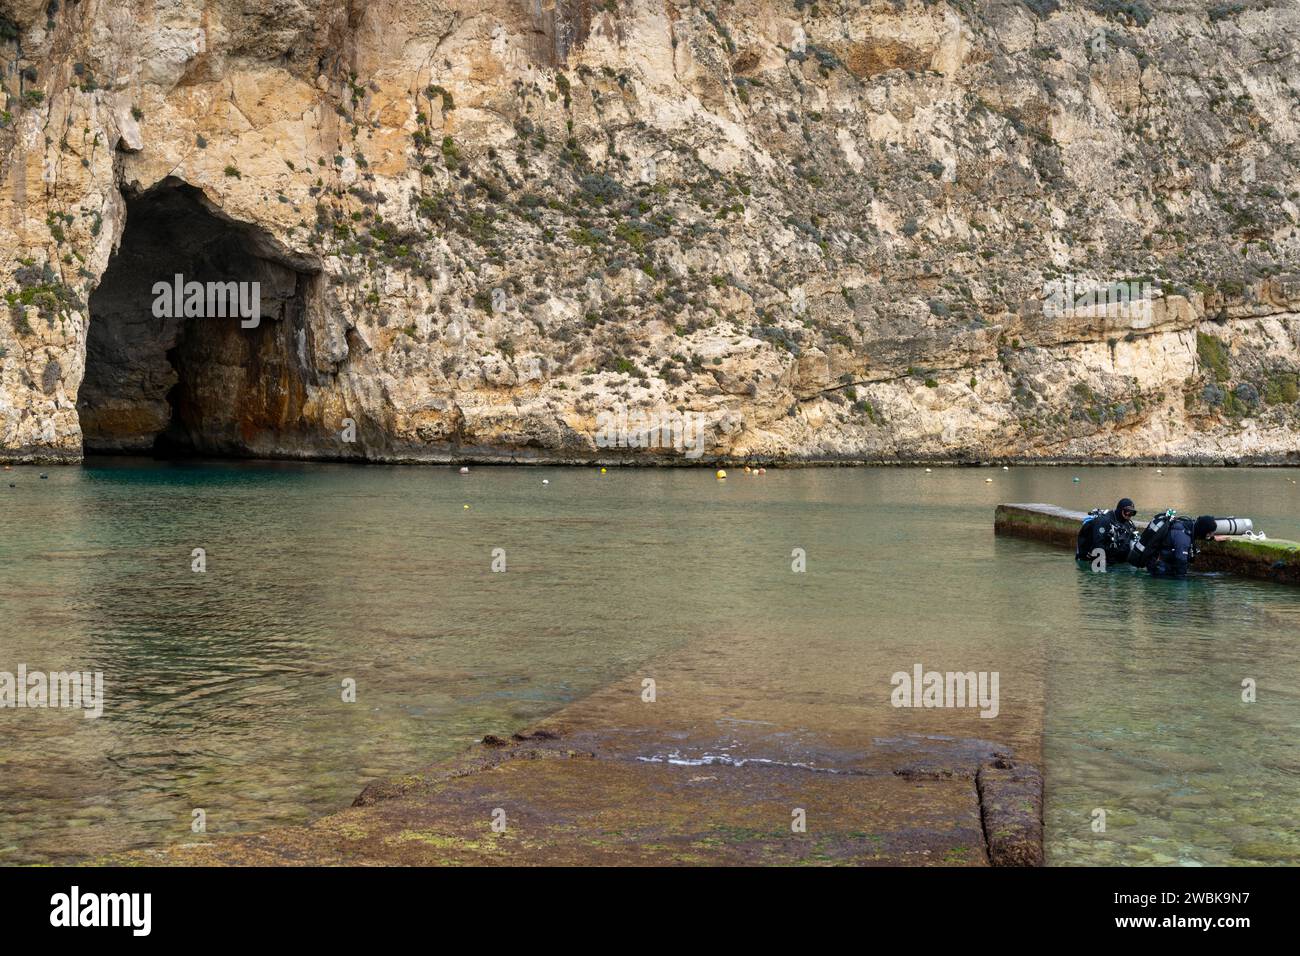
[1,0,1298,465]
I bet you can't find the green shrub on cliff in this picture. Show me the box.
[1197,332,1231,382]
[855,400,880,423]
[1090,0,1154,27]
[6,261,82,330]
[1263,372,1299,405]
[426,84,454,112]
[1209,3,1245,22]
[441,136,460,170]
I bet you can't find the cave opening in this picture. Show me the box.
[77,178,322,458]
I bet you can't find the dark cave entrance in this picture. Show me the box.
[77,178,322,458]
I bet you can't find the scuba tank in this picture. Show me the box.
[1076,508,1109,560]
[1128,509,1175,568]
[1212,517,1253,536]
[1079,508,1108,536]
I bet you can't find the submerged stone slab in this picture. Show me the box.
[109,737,1051,867]
[119,745,992,866]
[995,503,1300,585]
[104,617,1044,867]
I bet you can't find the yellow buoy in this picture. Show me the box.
[463,504,470,509]
[716,469,727,479]
[600,467,606,474]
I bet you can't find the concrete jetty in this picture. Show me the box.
[995,503,1300,585]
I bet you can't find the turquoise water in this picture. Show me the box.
[1,461,1298,865]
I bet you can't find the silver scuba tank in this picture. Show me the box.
[1212,517,1253,536]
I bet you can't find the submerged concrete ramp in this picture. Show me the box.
[995,503,1300,584]
[109,627,1045,867]
[134,746,996,866]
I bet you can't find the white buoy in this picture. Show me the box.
[542,479,549,485]
[459,466,469,475]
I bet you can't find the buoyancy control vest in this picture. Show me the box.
[1076,508,1137,565]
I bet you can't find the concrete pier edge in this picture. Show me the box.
[994,503,1300,585]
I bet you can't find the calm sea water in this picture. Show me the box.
[1,461,1298,865]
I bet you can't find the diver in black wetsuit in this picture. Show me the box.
[1131,513,1218,577]
[1076,497,1139,567]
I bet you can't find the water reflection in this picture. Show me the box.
[2,461,1298,865]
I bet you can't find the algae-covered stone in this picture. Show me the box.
[1232,842,1300,862]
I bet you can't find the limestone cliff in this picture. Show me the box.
[1,0,1298,465]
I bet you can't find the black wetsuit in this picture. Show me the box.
[1147,516,1198,578]
[1129,512,1219,577]
[1076,501,1138,566]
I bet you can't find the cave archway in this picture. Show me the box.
[77,179,323,457]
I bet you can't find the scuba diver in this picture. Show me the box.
[1076,497,1139,568]
[1128,511,1220,577]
